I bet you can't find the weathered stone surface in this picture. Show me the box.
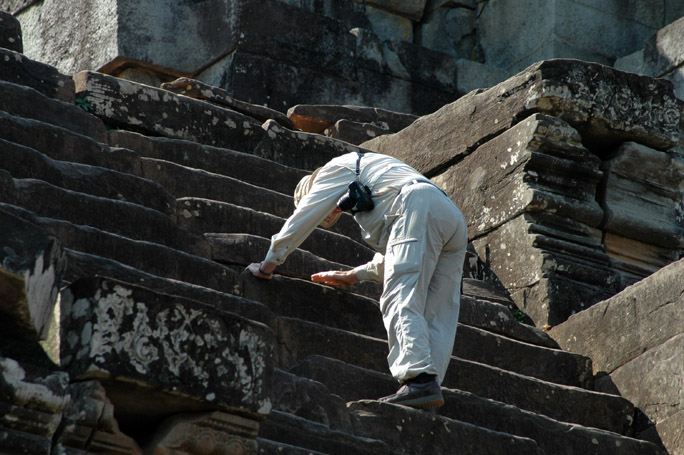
[288,104,417,135]
[59,277,274,422]
[257,438,328,455]
[145,411,259,455]
[416,2,476,61]
[294,351,633,435]
[57,380,142,454]
[0,356,69,454]
[608,334,684,426]
[472,213,619,326]
[175,197,374,267]
[0,208,65,341]
[0,174,208,257]
[0,0,37,15]
[0,10,22,52]
[643,15,684,99]
[349,401,544,455]
[271,369,352,433]
[254,120,367,171]
[0,137,175,216]
[0,80,106,141]
[139,158,293,219]
[259,410,390,455]
[549,257,684,375]
[73,71,264,153]
[161,77,296,129]
[363,59,680,176]
[650,411,684,455]
[0,109,123,171]
[107,130,307,196]
[323,119,391,145]
[433,113,604,238]
[0,48,74,102]
[600,142,684,249]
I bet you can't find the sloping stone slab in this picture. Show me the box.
[0,208,65,341]
[0,109,126,172]
[175,197,374,267]
[349,401,544,455]
[73,71,264,154]
[0,48,74,102]
[433,113,604,238]
[253,120,368,171]
[0,10,22,52]
[108,130,306,196]
[259,410,390,455]
[549,257,684,375]
[0,175,209,257]
[600,142,684,249]
[161,77,295,130]
[0,356,69,455]
[0,137,175,216]
[649,411,684,455]
[139,158,293,219]
[257,438,328,455]
[287,104,417,134]
[363,59,680,176]
[0,80,106,141]
[324,119,392,145]
[59,276,274,422]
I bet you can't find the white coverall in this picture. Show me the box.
[265,152,468,384]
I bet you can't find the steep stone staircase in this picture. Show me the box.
[0,19,669,455]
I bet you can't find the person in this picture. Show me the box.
[247,151,468,409]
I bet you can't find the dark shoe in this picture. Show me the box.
[378,378,444,409]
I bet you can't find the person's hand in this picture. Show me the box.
[247,262,274,280]
[311,270,359,287]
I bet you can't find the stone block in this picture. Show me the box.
[363,59,680,177]
[550,257,684,374]
[287,104,417,135]
[107,130,306,196]
[73,71,264,154]
[0,208,65,341]
[416,3,475,60]
[0,48,74,102]
[160,77,296,129]
[0,10,22,52]
[59,277,274,422]
[652,411,684,455]
[0,80,106,141]
[0,356,69,454]
[604,233,682,288]
[349,401,544,455]
[601,142,684,249]
[643,15,684,79]
[57,380,142,454]
[324,119,391,145]
[145,411,259,455]
[454,58,510,94]
[433,113,604,238]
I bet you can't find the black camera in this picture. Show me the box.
[337,181,374,214]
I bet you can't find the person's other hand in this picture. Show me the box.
[311,270,359,287]
[247,262,273,280]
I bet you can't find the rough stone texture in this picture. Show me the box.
[160,77,296,130]
[145,411,259,455]
[363,59,680,177]
[349,401,544,455]
[0,356,69,454]
[288,104,417,135]
[0,80,106,141]
[107,130,306,196]
[57,380,142,454]
[0,208,66,341]
[0,48,74,102]
[73,71,264,154]
[0,10,22,52]
[59,277,274,423]
[600,142,684,250]
[642,15,684,99]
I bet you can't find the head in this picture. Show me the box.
[294,168,342,228]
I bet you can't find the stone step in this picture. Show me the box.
[0,48,75,103]
[282,356,663,454]
[0,79,105,142]
[0,136,175,216]
[175,197,374,267]
[0,172,207,257]
[285,327,633,435]
[108,130,306,196]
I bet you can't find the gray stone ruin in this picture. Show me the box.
[1,1,684,454]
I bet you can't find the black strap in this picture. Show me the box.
[355,152,363,180]
[409,179,448,197]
